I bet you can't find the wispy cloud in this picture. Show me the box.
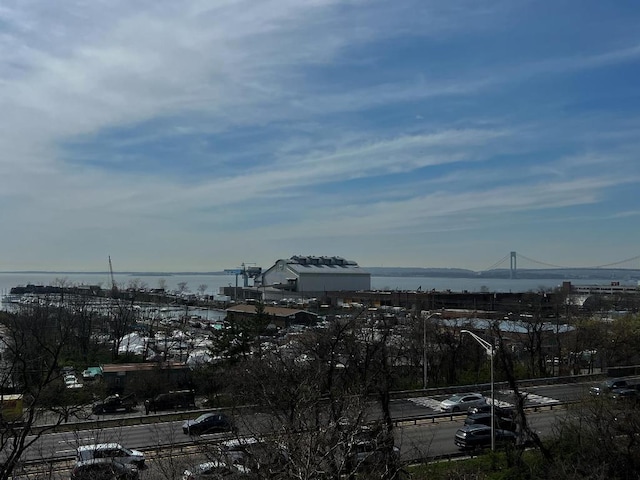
[1,0,640,270]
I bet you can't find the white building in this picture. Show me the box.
[260,256,370,297]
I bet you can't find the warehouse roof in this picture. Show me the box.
[286,256,369,275]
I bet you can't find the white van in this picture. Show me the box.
[76,443,145,468]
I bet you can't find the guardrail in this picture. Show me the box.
[394,400,569,427]
[392,372,604,400]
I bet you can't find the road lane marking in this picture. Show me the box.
[519,391,561,405]
[55,449,75,455]
[407,397,443,410]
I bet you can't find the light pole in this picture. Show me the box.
[422,312,441,390]
[461,329,495,451]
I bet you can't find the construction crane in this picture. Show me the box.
[223,262,262,301]
[108,255,118,297]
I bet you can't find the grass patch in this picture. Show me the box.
[408,449,544,480]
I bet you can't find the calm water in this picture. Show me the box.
[0,271,636,297]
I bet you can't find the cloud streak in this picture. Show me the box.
[1,1,640,271]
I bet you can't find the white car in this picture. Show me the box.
[182,461,249,479]
[64,374,82,389]
[77,443,145,468]
[440,393,486,413]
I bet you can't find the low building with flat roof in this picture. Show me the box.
[225,304,317,329]
[259,256,370,299]
[101,362,191,395]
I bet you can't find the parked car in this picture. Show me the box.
[440,393,486,413]
[82,366,103,381]
[182,461,250,480]
[145,390,196,414]
[76,443,145,468]
[464,412,517,431]
[454,424,518,450]
[589,378,630,396]
[92,394,137,415]
[60,366,76,376]
[182,412,235,435]
[71,458,139,480]
[64,374,83,389]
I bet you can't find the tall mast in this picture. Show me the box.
[108,256,117,297]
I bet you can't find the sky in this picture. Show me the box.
[1,0,640,273]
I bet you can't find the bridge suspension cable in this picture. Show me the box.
[585,254,640,268]
[515,252,640,270]
[515,253,569,269]
[483,254,510,272]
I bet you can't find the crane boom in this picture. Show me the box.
[108,256,117,297]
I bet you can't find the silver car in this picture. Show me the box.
[76,443,145,468]
[440,393,486,412]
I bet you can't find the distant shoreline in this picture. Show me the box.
[1,267,639,281]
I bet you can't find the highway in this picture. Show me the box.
[11,377,599,477]
[20,409,566,479]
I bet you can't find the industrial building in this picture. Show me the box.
[257,255,371,301]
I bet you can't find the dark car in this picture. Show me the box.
[465,412,517,431]
[93,394,137,415]
[182,412,235,435]
[454,424,518,450]
[71,458,139,480]
[467,404,515,418]
[610,388,640,403]
[145,390,196,414]
[344,439,401,473]
[589,378,630,396]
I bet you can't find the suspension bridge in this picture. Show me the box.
[482,252,640,279]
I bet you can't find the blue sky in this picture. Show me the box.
[1,0,640,272]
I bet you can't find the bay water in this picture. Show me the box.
[0,271,634,297]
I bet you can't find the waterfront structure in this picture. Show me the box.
[562,281,640,294]
[259,256,371,299]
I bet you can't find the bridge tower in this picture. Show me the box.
[510,251,517,279]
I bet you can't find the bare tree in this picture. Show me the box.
[543,393,640,479]
[157,278,168,292]
[0,303,88,479]
[177,282,189,295]
[215,311,407,479]
[107,299,139,361]
[490,323,553,464]
[127,278,148,292]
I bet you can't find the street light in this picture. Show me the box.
[461,329,495,451]
[422,312,441,390]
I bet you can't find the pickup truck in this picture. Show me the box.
[92,394,137,414]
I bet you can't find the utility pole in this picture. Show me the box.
[461,329,496,451]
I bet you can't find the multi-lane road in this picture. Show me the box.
[13,377,602,477]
